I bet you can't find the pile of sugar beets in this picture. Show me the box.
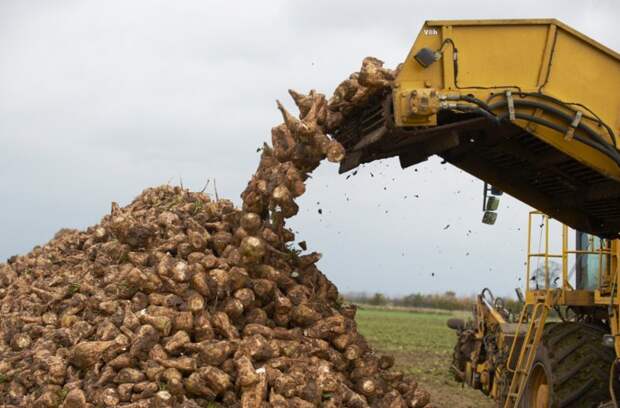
[0,57,434,408]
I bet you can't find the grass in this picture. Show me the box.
[355,307,495,408]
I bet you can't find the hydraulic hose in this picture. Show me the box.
[454,104,500,124]
[488,91,617,147]
[457,95,493,112]
[489,99,616,150]
[495,112,620,167]
[450,94,620,166]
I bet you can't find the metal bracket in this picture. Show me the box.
[506,91,516,121]
[564,110,583,141]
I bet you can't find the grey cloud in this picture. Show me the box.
[1,0,617,296]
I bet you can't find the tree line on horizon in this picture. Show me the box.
[344,291,521,312]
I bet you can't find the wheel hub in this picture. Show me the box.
[529,364,549,408]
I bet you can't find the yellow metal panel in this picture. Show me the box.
[526,289,594,306]
[543,29,620,138]
[562,290,595,305]
[427,19,620,61]
[448,24,548,90]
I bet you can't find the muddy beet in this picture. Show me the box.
[0,57,431,407]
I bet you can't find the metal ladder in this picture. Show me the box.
[503,298,550,408]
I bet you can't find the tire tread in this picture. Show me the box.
[534,323,615,408]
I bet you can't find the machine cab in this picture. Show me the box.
[575,231,611,290]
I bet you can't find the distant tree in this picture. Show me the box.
[342,291,486,312]
[369,293,387,306]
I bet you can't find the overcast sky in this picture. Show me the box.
[1,0,618,297]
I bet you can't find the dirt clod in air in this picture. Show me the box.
[0,57,431,407]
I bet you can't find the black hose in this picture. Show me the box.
[529,93,617,146]
[454,104,500,124]
[451,94,620,166]
[489,99,616,150]
[488,91,617,147]
[500,112,612,159]
[496,112,620,167]
[458,95,493,112]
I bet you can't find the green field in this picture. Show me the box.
[355,307,495,408]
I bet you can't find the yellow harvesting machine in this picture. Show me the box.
[333,19,620,407]
[337,18,620,237]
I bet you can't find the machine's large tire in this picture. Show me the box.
[521,322,615,408]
